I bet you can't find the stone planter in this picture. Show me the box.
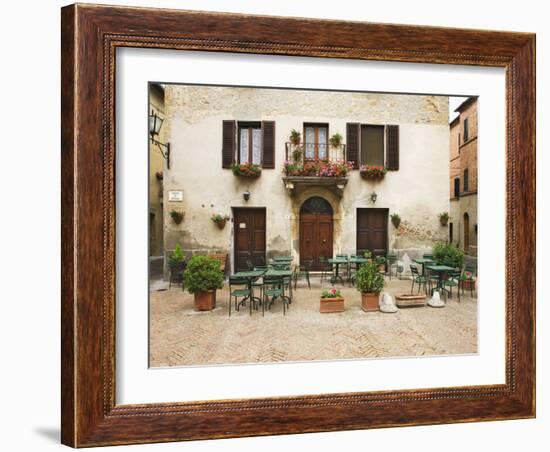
[194,290,216,311]
[395,294,427,308]
[361,292,380,312]
[320,297,345,313]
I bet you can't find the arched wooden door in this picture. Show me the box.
[300,197,333,271]
[463,212,470,253]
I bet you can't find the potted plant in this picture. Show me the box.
[390,213,401,228]
[169,210,184,224]
[211,213,229,229]
[183,255,224,311]
[231,162,262,177]
[375,255,386,272]
[439,211,450,226]
[363,250,373,262]
[356,261,385,312]
[432,242,465,268]
[329,132,343,148]
[359,165,387,180]
[291,146,303,162]
[319,288,345,313]
[289,129,301,145]
[168,244,186,286]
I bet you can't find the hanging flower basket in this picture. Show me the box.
[439,212,450,226]
[211,213,229,230]
[360,165,387,180]
[390,213,401,228]
[170,210,184,224]
[231,163,261,177]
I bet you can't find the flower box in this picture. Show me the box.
[231,163,261,177]
[359,165,387,180]
[320,297,345,313]
[395,294,427,308]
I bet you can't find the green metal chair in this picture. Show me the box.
[460,265,477,297]
[410,265,427,294]
[386,253,398,280]
[423,253,434,260]
[442,270,461,302]
[319,257,334,285]
[262,276,290,315]
[293,261,311,290]
[228,276,251,317]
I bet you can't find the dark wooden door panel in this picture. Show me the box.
[234,208,266,271]
[300,213,333,270]
[357,208,388,257]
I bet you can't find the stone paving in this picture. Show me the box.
[149,276,477,367]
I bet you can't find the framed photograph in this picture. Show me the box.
[61,3,535,447]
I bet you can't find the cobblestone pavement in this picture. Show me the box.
[150,277,477,367]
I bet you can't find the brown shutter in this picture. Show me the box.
[386,125,399,170]
[222,120,236,168]
[261,121,275,168]
[346,122,360,168]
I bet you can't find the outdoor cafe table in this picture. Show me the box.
[232,269,265,315]
[414,257,436,275]
[425,264,455,293]
[328,257,348,285]
[272,256,292,262]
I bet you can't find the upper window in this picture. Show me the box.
[454,177,460,198]
[463,118,469,143]
[463,169,469,192]
[238,122,262,164]
[304,124,328,160]
[360,124,385,166]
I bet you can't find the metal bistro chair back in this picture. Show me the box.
[294,260,312,290]
[386,253,398,280]
[262,276,290,316]
[228,276,250,317]
[272,262,290,271]
[423,253,434,260]
[410,265,427,294]
[319,256,334,285]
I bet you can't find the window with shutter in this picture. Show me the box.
[360,125,384,166]
[303,123,328,160]
[222,120,236,168]
[463,117,469,142]
[262,121,275,168]
[454,177,460,198]
[386,125,399,170]
[464,168,469,192]
[238,122,262,164]
[346,123,360,168]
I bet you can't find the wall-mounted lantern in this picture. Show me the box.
[149,109,171,169]
[370,191,378,203]
[243,190,251,202]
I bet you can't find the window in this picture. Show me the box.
[463,117,469,142]
[238,122,262,164]
[449,222,454,244]
[304,123,328,160]
[454,177,460,198]
[464,169,469,192]
[360,124,385,166]
[458,132,461,149]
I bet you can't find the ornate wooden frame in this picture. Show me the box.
[61,3,535,447]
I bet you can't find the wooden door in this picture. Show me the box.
[357,208,388,257]
[299,197,334,271]
[233,208,266,272]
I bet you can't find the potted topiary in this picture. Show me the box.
[183,255,224,311]
[168,244,186,287]
[432,242,465,268]
[439,212,450,226]
[390,213,401,228]
[319,288,345,313]
[375,255,386,273]
[291,146,303,163]
[356,261,385,312]
[289,129,301,145]
[329,132,343,148]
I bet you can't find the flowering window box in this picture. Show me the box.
[320,289,345,313]
[231,162,262,177]
[283,159,353,177]
[360,165,387,180]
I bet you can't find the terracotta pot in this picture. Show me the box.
[216,219,227,230]
[194,290,216,311]
[462,279,476,290]
[361,292,380,312]
[320,297,345,313]
[378,264,385,272]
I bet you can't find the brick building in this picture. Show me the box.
[449,97,478,255]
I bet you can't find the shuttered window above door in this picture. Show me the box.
[222,120,275,169]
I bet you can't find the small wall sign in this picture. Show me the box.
[239,223,246,229]
[168,190,183,202]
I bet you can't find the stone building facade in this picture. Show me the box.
[159,85,450,275]
[449,97,478,256]
[148,83,166,270]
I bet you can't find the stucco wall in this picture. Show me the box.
[162,85,450,273]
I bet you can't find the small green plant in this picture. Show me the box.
[211,213,229,224]
[363,250,372,260]
[439,212,450,226]
[321,288,342,299]
[289,129,301,145]
[355,261,385,294]
[291,146,303,162]
[168,244,185,267]
[432,242,465,268]
[390,213,401,228]
[375,255,386,265]
[183,255,224,294]
[329,132,343,147]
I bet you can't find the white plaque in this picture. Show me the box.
[168,190,183,202]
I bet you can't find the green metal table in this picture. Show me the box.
[232,269,265,314]
[414,258,436,276]
[425,265,455,293]
[328,257,348,285]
